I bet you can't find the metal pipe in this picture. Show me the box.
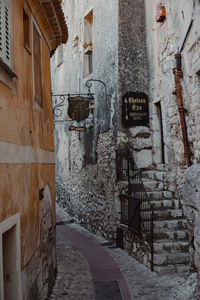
[173,53,191,167]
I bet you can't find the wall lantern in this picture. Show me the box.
[156,3,166,22]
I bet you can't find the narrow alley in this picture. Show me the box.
[50,204,197,300]
[1,0,200,299]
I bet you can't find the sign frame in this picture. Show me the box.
[122,92,149,127]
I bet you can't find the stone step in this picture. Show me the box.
[153,229,189,241]
[145,219,188,231]
[154,264,190,275]
[141,209,184,221]
[153,252,190,266]
[147,191,174,200]
[141,170,157,180]
[141,169,177,181]
[150,199,181,210]
[132,180,161,192]
[153,241,189,253]
[128,190,174,200]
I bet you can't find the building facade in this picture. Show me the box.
[0,0,67,299]
[52,0,200,286]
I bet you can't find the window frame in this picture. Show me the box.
[23,8,31,53]
[32,19,43,108]
[83,9,93,78]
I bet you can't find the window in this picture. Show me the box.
[33,23,43,107]
[83,10,93,77]
[23,9,30,49]
[0,0,11,66]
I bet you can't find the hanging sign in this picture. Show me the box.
[69,126,86,131]
[68,96,90,122]
[122,92,149,127]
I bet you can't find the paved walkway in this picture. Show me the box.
[50,204,198,300]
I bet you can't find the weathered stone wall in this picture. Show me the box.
[56,131,120,239]
[183,165,200,294]
[145,0,200,172]
[118,0,153,169]
[144,0,200,276]
[51,0,119,238]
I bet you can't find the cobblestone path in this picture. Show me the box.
[50,205,198,300]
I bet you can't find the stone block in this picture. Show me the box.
[163,191,173,199]
[153,148,161,165]
[134,150,153,169]
[153,253,167,265]
[155,172,164,181]
[129,127,151,138]
[154,265,176,275]
[132,137,152,150]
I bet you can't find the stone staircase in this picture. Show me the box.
[141,167,190,275]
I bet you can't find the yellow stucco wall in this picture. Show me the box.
[0,0,56,268]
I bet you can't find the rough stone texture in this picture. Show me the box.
[51,0,120,243]
[144,0,200,277]
[119,224,152,270]
[145,0,200,170]
[118,0,152,161]
[21,185,56,300]
[56,131,120,241]
[182,164,200,294]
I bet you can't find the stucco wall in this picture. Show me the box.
[0,0,57,298]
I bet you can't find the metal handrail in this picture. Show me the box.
[117,148,154,271]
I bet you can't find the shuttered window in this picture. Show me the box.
[33,23,43,106]
[0,0,11,66]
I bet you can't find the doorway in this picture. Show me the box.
[0,214,22,300]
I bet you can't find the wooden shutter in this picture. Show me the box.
[0,0,11,66]
[0,0,3,59]
[33,23,42,106]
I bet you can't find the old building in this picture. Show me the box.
[52,0,200,285]
[0,0,67,299]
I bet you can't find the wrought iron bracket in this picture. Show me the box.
[52,93,94,123]
[86,79,111,111]
[52,79,111,129]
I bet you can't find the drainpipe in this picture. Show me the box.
[173,53,191,167]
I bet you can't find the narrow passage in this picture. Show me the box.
[50,205,197,300]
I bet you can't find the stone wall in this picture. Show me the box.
[182,164,200,294]
[51,0,119,238]
[145,0,200,171]
[52,0,155,269]
[118,0,153,168]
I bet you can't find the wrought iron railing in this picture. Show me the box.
[116,148,154,271]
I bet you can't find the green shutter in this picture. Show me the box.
[0,0,11,66]
[0,0,4,60]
